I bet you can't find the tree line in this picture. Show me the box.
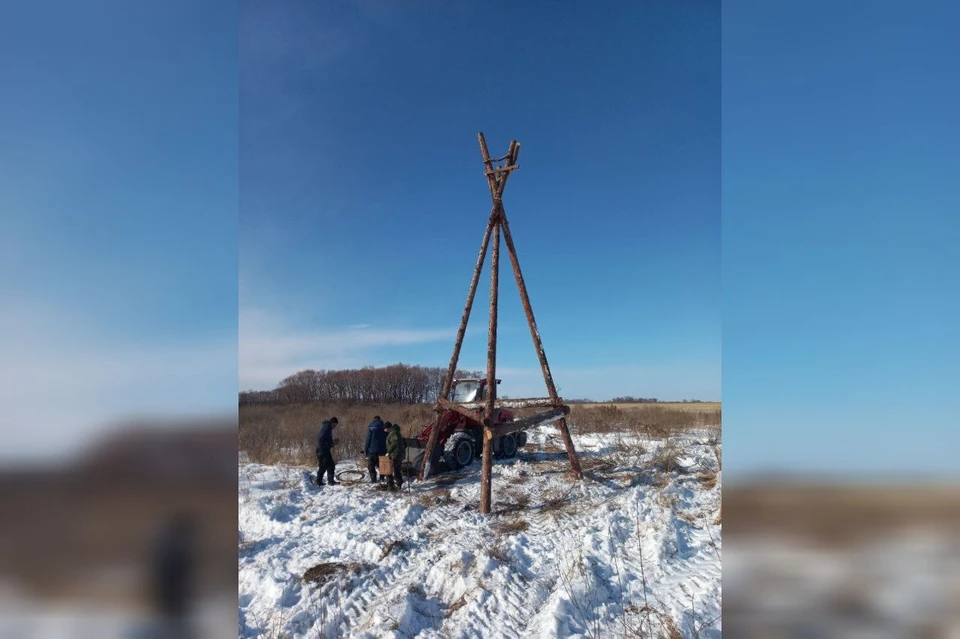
[239,364,483,406]
[239,365,712,406]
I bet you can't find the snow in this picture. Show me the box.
[238,425,722,638]
[0,591,236,638]
[724,531,960,636]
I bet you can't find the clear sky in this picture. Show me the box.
[0,1,237,461]
[239,1,721,401]
[723,1,960,478]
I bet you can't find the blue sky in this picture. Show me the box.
[239,1,721,400]
[5,0,956,475]
[723,1,960,478]
[0,1,237,460]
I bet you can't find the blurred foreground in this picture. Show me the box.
[724,479,960,637]
[0,418,237,638]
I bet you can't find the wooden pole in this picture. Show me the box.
[420,208,498,480]
[498,210,583,479]
[420,135,514,481]
[480,217,501,514]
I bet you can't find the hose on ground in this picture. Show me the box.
[335,469,366,484]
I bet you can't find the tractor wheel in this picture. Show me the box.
[502,433,518,458]
[443,432,475,470]
[515,431,528,448]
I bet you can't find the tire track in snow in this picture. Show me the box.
[239,429,721,638]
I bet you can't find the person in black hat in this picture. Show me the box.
[316,416,340,486]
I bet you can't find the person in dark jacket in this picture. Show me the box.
[363,415,387,483]
[150,512,196,631]
[316,417,339,486]
[385,422,406,491]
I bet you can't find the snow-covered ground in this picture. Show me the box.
[0,591,236,638]
[724,530,960,636]
[238,425,722,638]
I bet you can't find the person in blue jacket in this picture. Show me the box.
[363,415,387,483]
[315,416,339,486]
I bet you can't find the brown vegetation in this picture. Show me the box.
[240,364,483,406]
[725,483,960,546]
[496,518,530,534]
[240,402,436,465]
[574,401,721,412]
[651,439,685,473]
[569,403,720,438]
[0,423,237,606]
[302,561,368,586]
[239,398,721,467]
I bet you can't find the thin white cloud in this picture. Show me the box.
[239,306,454,390]
[0,302,236,464]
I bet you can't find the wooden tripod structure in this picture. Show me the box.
[419,133,583,514]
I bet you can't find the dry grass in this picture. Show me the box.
[496,518,530,534]
[582,457,620,473]
[240,402,434,466]
[569,403,721,439]
[651,439,684,473]
[696,470,718,490]
[486,541,511,564]
[301,561,367,586]
[710,438,722,471]
[419,488,453,508]
[663,615,683,639]
[725,483,960,547]
[652,471,670,489]
[510,491,531,509]
[239,401,721,467]
[446,594,468,618]
[574,401,720,413]
[657,492,679,510]
[538,486,576,514]
[494,490,531,515]
[379,539,407,561]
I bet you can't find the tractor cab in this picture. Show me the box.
[449,378,500,404]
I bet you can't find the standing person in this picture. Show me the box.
[150,512,196,637]
[385,422,406,492]
[316,417,340,486]
[363,415,387,483]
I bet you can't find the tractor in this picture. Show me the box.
[400,378,530,475]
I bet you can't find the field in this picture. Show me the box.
[238,404,722,638]
[239,401,722,468]
[572,402,721,413]
[724,483,960,636]
[0,424,238,636]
